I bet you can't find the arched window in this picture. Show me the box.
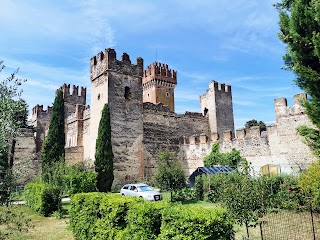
[166,92,170,97]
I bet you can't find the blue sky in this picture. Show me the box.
[1,0,299,129]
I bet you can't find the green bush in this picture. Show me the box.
[158,204,234,240]
[203,173,232,203]
[70,193,234,240]
[63,163,97,195]
[195,175,204,200]
[24,182,60,216]
[299,162,320,211]
[171,188,196,202]
[258,174,305,210]
[93,194,140,239]
[41,162,97,196]
[69,192,103,240]
[119,201,168,240]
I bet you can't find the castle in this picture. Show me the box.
[15,48,315,183]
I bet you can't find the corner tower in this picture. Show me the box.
[89,48,145,179]
[200,80,234,139]
[142,62,177,112]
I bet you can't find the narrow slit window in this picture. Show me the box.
[124,86,131,100]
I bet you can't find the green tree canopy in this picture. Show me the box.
[95,104,114,192]
[153,150,186,192]
[244,119,266,131]
[204,142,248,172]
[276,0,320,156]
[41,89,65,168]
[0,61,27,204]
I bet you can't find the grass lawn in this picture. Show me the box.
[0,204,74,240]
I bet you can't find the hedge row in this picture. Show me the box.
[69,193,234,240]
[24,182,60,216]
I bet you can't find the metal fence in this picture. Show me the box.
[259,208,320,240]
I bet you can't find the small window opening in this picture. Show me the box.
[204,108,208,116]
[97,93,101,100]
[124,86,131,100]
[166,92,170,97]
[147,93,150,97]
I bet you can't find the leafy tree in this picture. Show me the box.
[153,150,185,200]
[195,175,204,200]
[204,142,248,171]
[244,119,266,131]
[0,61,27,205]
[41,89,65,169]
[95,104,114,192]
[222,173,264,239]
[276,0,320,156]
[299,161,320,210]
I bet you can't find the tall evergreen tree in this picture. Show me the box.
[41,89,65,168]
[95,104,114,192]
[276,0,320,156]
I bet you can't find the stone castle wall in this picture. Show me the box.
[200,81,234,138]
[89,49,145,179]
[31,105,52,152]
[27,47,315,184]
[143,102,210,176]
[13,127,40,185]
[182,93,315,175]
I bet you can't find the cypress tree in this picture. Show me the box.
[95,104,114,192]
[41,89,65,168]
[276,0,320,156]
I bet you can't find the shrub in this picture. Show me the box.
[120,201,169,240]
[70,193,234,240]
[24,182,60,216]
[195,175,204,200]
[93,194,140,239]
[158,204,234,239]
[69,192,103,240]
[171,188,196,202]
[299,161,320,211]
[41,162,97,196]
[63,163,97,195]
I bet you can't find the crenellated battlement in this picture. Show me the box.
[205,80,232,95]
[275,93,307,121]
[90,48,144,81]
[57,83,87,107]
[32,104,52,118]
[143,62,177,83]
[57,84,86,100]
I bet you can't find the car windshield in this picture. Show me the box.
[139,186,153,191]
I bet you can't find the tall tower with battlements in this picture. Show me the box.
[142,62,177,112]
[89,48,145,179]
[200,80,234,139]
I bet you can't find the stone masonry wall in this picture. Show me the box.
[89,49,145,180]
[143,102,210,176]
[200,81,234,138]
[13,128,40,185]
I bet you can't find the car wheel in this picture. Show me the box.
[122,193,125,196]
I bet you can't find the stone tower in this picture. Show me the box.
[31,105,52,152]
[200,80,234,139]
[142,62,177,112]
[89,48,145,179]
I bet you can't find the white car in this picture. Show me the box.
[120,183,162,201]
